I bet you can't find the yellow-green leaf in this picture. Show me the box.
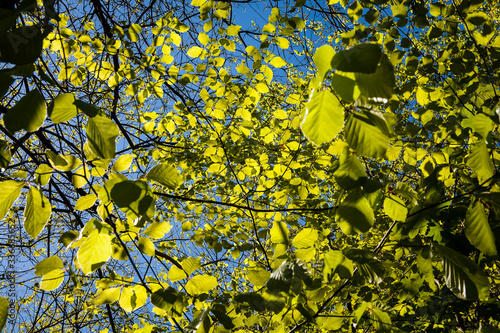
[24,187,52,239]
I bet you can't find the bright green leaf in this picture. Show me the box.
[77,229,112,275]
[301,90,344,146]
[138,236,156,256]
[146,164,182,190]
[345,110,389,158]
[48,93,78,124]
[384,194,408,221]
[0,180,24,219]
[86,115,119,159]
[270,221,289,244]
[40,269,64,291]
[75,193,97,211]
[24,186,51,239]
[185,275,218,295]
[467,140,494,185]
[313,45,334,83]
[112,154,134,172]
[292,228,318,248]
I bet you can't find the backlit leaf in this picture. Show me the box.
[292,228,318,248]
[301,90,344,145]
[4,89,46,133]
[185,275,218,295]
[0,180,24,219]
[270,221,289,244]
[48,93,78,124]
[24,187,52,239]
[435,243,490,300]
[86,115,119,159]
[0,296,7,332]
[345,110,389,158]
[465,200,497,256]
[77,229,112,275]
[384,194,408,221]
[336,188,374,234]
[75,193,97,211]
[110,180,156,220]
[147,164,182,189]
[467,140,494,185]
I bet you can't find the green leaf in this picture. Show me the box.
[34,164,52,186]
[75,193,97,211]
[354,53,394,101]
[110,180,156,220]
[0,25,43,65]
[466,12,489,26]
[151,287,184,315]
[465,200,497,256]
[86,115,119,159]
[331,43,382,74]
[77,229,112,275]
[169,265,188,282]
[119,285,148,312]
[371,308,392,332]
[185,275,218,295]
[35,256,64,291]
[267,260,311,293]
[383,194,408,221]
[292,228,318,248]
[0,180,23,218]
[0,139,11,170]
[94,288,121,305]
[269,56,287,68]
[146,164,182,189]
[473,114,492,138]
[331,71,360,103]
[48,93,78,124]
[467,140,494,185]
[345,110,389,158]
[333,147,367,189]
[0,296,8,331]
[40,269,64,291]
[112,154,134,172]
[186,46,204,58]
[74,100,100,117]
[270,221,289,244]
[434,243,490,300]
[24,186,51,239]
[417,247,437,291]
[247,268,271,286]
[4,89,46,133]
[138,236,156,256]
[58,230,79,248]
[336,188,374,234]
[301,90,344,145]
[391,3,408,17]
[35,256,64,276]
[185,309,210,333]
[323,250,350,280]
[46,151,82,172]
[143,222,172,239]
[182,257,201,275]
[313,45,334,83]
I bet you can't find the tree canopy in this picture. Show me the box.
[0,0,499,332]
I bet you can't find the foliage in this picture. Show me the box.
[0,0,499,332]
